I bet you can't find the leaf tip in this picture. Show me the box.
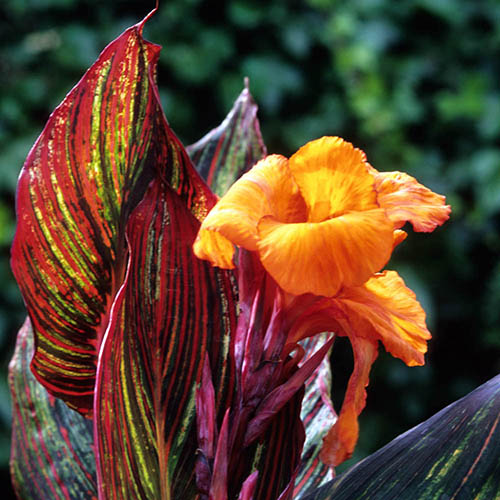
[138,2,159,34]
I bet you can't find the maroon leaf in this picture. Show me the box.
[197,356,218,460]
[237,471,259,500]
[209,410,231,500]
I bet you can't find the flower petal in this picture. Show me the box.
[288,137,378,222]
[257,209,394,297]
[374,171,451,232]
[193,228,235,269]
[320,335,378,467]
[338,270,431,366]
[195,154,306,256]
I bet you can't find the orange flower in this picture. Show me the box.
[193,136,450,467]
[194,136,449,296]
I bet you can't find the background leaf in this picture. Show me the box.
[9,319,96,500]
[303,373,500,499]
[187,82,267,197]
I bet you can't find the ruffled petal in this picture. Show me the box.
[193,228,235,268]
[374,171,451,232]
[320,335,378,467]
[257,209,394,297]
[338,270,431,366]
[288,137,378,223]
[196,154,306,255]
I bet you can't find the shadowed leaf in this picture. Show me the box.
[187,82,267,196]
[303,374,500,500]
[9,319,96,500]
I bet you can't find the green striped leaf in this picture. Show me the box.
[94,178,237,499]
[9,318,96,500]
[293,334,335,498]
[303,373,500,500]
[187,81,267,197]
[10,13,213,415]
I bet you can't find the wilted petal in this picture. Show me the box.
[257,209,394,297]
[288,137,378,222]
[320,335,378,467]
[374,171,451,232]
[338,270,431,366]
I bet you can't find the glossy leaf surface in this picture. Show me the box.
[94,178,237,499]
[9,319,96,500]
[11,13,214,415]
[304,374,500,499]
[187,82,267,197]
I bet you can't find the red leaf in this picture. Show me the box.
[11,13,215,415]
[237,471,259,500]
[197,356,218,460]
[94,178,237,499]
[209,410,231,500]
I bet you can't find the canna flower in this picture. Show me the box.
[193,136,450,466]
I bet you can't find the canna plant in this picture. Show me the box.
[8,6,500,500]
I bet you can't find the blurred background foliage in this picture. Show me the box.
[1,0,499,492]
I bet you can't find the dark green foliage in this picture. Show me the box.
[303,374,500,499]
[1,0,499,494]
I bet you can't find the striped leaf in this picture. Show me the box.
[187,81,267,196]
[229,388,305,500]
[9,318,96,500]
[303,373,500,500]
[10,12,213,415]
[94,178,237,499]
[293,335,335,498]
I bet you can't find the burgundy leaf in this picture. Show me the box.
[197,356,218,460]
[94,178,237,499]
[237,471,259,500]
[243,336,334,447]
[209,410,231,500]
